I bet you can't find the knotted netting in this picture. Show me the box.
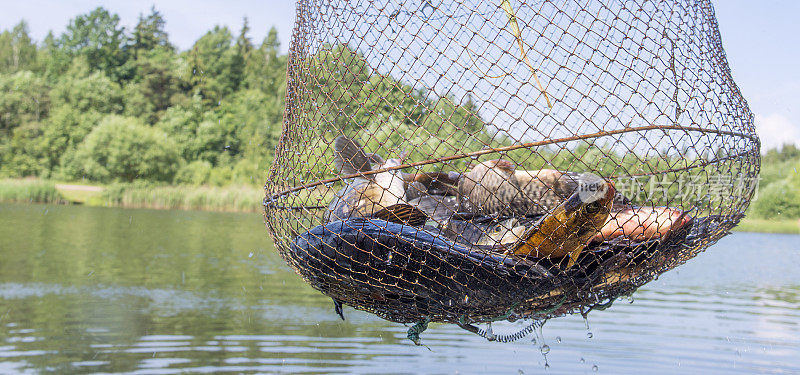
[264,0,759,338]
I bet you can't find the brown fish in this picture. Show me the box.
[457,159,520,215]
[511,180,616,268]
[458,159,629,217]
[515,169,630,214]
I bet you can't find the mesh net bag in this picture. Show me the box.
[264,0,759,340]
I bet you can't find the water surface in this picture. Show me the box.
[0,203,798,374]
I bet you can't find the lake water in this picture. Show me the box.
[0,203,798,374]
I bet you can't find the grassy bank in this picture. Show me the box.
[734,217,800,235]
[97,183,336,213]
[0,179,66,204]
[100,184,265,212]
[0,179,266,213]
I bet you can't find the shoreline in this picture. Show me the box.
[2,178,798,234]
[1,178,266,213]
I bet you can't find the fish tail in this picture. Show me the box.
[334,136,373,175]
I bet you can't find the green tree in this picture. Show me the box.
[50,62,124,114]
[231,17,251,92]
[0,21,38,73]
[38,31,72,82]
[125,49,184,123]
[752,178,800,219]
[58,7,131,81]
[38,105,104,173]
[67,115,182,182]
[155,96,205,159]
[132,6,172,58]
[173,160,213,185]
[0,71,49,135]
[0,122,44,177]
[244,27,286,93]
[186,26,240,103]
[308,44,371,133]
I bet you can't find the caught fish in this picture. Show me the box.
[511,178,615,268]
[592,206,694,243]
[458,159,521,215]
[474,217,526,246]
[407,194,459,224]
[326,136,416,224]
[327,136,460,226]
[515,168,630,214]
[458,159,629,217]
[451,175,615,268]
[405,171,461,200]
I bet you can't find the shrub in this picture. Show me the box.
[68,115,182,182]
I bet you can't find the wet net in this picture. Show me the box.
[264,0,759,339]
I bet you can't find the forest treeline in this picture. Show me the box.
[0,7,286,186]
[0,7,490,187]
[754,144,800,219]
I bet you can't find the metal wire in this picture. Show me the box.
[264,0,759,327]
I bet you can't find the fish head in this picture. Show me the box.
[526,178,614,265]
[556,180,614,228]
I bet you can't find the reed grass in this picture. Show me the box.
[0,179,65,204]
[100,183,266,212]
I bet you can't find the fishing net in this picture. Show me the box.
[264,0,759,340]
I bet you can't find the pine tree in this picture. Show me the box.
[132,6,172,58]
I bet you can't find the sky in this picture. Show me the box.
[0,0,797,151]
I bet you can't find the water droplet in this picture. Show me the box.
[464,295,469,304]
[580,358,585,363]
[540,344,550,354]
[387,252,393,264]
[518,370,524,375]
[248,252,254,258]
[556,336,561,343]
[587,332,593,339]
[592,364,599,372]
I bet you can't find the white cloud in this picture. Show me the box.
[755,113,800,151]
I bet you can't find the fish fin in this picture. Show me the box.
[333,299,345,320]
[334,136,373,176]
[565,245,585,268]
[374,203,429,226]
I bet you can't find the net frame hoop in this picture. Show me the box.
[264,123,755,207]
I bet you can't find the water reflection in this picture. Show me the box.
[0,203,798,374]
